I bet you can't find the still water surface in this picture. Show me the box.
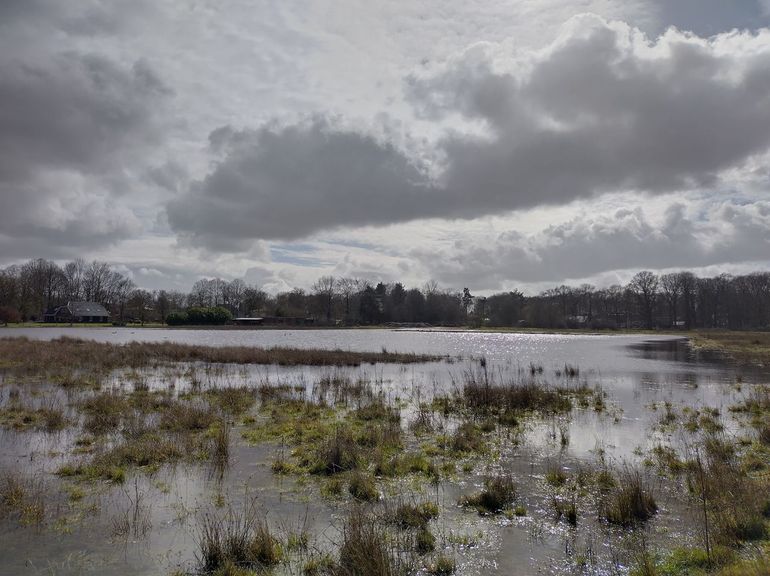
[0,328,763,576]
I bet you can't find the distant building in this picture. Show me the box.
[46,302,110,323]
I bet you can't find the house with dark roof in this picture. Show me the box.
[46,302,110,323]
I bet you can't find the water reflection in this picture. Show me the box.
[0,330,767,575]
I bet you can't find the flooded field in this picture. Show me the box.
[0,329,768,576]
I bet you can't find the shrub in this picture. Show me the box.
[0,306,21,325]
[392,502,439,530]
[165,311,188,326]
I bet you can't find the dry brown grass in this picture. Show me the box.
[601,470,657,526]
[0,337,443,379]
[689,331,770,365]
[0,472,46,526]
[196,502,283,573]
[0,402,67,432]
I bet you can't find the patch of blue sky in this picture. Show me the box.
[323,238,376,251]
[270,244,328,267]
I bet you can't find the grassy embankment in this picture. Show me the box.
[687,331,770,365]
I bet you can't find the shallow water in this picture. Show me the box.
[0,329,766,576]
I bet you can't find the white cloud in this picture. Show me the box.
[167,16,770,250]
[3,1,770,292]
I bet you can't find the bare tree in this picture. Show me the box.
[224,278,246,315]
[337,277,359,323]
[660,273,681,327]
[629,271,659,329]
[62,259,86,302]
[313,275,337,324]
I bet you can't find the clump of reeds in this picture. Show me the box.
[352,399,400,424]
[409,405,435,435]
[337,508,401,576]
[551,495,578,526]
[450,422,485,454]
[206,386,258,415]
[427,554,457,575]
[58,432,185,482]
[545,465,568,487]
[460,474,516,514]
[210,421,231,470]
[374,451,437,479]
[460,370,571,418]
[390,501,439,530]
[196,504,283,573]
[315,373,370,406]
[348,472,380,502]
[81,391,128,434]
[357,421,402,450]
[0,472,45,526]
[602,470,657,526]
[0,401,67,432]
[312,425,360,475]
[159,400,216,432]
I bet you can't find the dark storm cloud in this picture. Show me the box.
[167,120,436,246]
[0,54,167,181]
[0,0,169,258]
[167,16,770,248]
[0,50,168,252]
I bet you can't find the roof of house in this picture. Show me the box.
[68,302,110,317]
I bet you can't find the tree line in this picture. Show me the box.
[1,259,769,330]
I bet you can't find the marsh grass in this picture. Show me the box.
[374,451,438,479]
[0,337,443,380]
[337,507,406,576]
[602,470,657,526]
[57,431,188,482]
[159,400,217,432]
[0,472,46,526]
[313,425,360,475]
[206,386,257,415]
[348,472,379,502]
[450,422,486,454]
[427,554,457,575]
[409,404,435,435]
[0,400,66,432]
[458,368,576,427]
[352,399,400,424]
[551,495,578,526]
[111,478,152,539]
[689,331,770,365]
[81,391,128,434]
[545,465,568,487]
[390,501,439,530]
[460,474,516,515]
[691,434,770,545]
[196,503,283,573]
[210,420,231,470]
[316,373,371,406]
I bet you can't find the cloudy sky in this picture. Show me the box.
[2,0,770,294]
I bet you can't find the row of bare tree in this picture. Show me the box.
[1,260,769,329]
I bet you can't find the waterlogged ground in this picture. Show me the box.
[0,329,768,576]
